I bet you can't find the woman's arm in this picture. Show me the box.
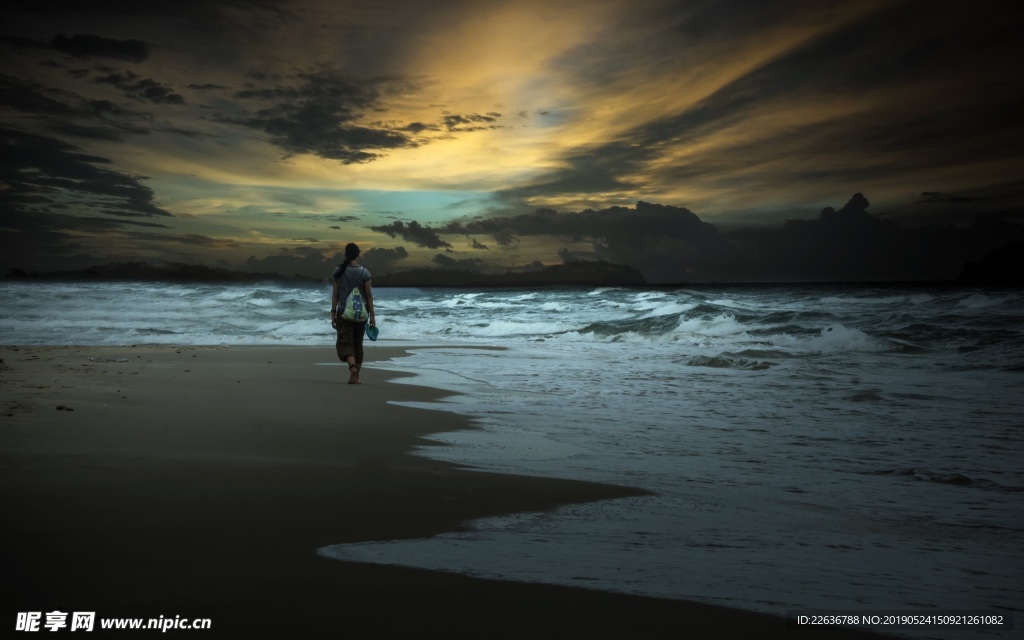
[364,279,375,326]
[330,278,339,328]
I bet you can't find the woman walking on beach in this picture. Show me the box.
[331,243,375,384]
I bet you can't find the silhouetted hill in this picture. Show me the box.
[4,260,646,287]
[5,262,319,284]
[957,242,1024,284]
[375,260,646,287]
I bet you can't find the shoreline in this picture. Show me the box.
[1,344,892,638]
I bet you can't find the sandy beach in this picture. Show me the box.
[1,345,892,638]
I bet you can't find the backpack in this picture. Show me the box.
[339,267,369,322]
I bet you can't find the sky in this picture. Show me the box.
[2,0,1023,283]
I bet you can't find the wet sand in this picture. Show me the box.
[1,345,891,638]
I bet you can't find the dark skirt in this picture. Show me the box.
[335,320,366,364]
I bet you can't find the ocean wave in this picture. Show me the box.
[440,293,485,307]
[686,355,774,370]
[884,338,930,354]
[578,313,682,337]
[675,313,751,338]
[863,468,1024,492]
[749,323,818,337]
[540,302,568,312]
[760,310,837,325]
[769,324,889,353]
[811,292,942,309]
[958,293,1012,309]
[4,282,1023,369]
[723,348,793,359]
[243,295,280,308]
[134,327,179,335]
[638,302,697,317]
[630,291,669,302]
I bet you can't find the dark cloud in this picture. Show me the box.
[0,127,171,221]
[446,201,721,245]
[187,83,227,91]
[558,247,593,263]
[94,70,185,104]
[369,220,451,249]
[362,246,409,274]
[490,228,518,247]
[428,195,1024,283]
[325,215,362,229]
[434,202,729,282]
[722,193,1024,282]
[0,73,79,116]
[0,34,40,49]
[159,126,211,139]
[497,141,649,206]
[587,203,732,282]
[234,87,301,101]
[49,33,150,62]
[442,112,502,132]
[0,74,154,143]
[87,98,147,118]
[499,1,1024,214]
[0,74,150,125]
[433,253,484,271]
[0,126,177,271]
[242,247,331,279]
[116,230,236,248]
[403,122,436,134]
[228,69,413,164]
[0,0,296,37]
[59,101,153,140]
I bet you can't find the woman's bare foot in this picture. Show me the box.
[348,364,359,384]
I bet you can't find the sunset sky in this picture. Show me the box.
[2,0,1023,282]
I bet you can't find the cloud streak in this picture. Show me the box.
[0,127,171,219]
[226,69,418,163]
[369,221,452,249]
[49,33,150,62]
[0,126,176,269]
[95,70,184,104]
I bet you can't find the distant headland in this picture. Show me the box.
[4,262,320,285]
[4,259,647,288]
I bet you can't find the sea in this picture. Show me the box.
[2,280,1021,639]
